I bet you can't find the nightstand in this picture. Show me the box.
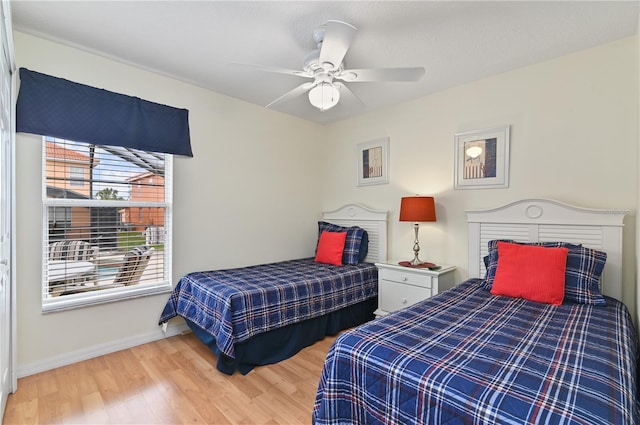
[374,262,456,317]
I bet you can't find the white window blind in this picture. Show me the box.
[42,137,172,312]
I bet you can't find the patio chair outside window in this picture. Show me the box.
[48,240,97,289]
[113,246,155,286]
[49,240,96,261]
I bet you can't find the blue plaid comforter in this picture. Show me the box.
[159,258,377,359]
[313,279,639,425]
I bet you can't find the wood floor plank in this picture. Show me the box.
[3,332,338,424]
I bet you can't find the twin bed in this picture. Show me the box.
[313,199,638,424]
[160,199,639,424]
[159,204,388,375]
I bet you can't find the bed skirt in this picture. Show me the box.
[185,296,378,375]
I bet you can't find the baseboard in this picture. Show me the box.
[17,322,190,378]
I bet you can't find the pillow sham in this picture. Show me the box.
[490,242,568,305]
[317,221,368,265]
[314,231,347,266]
[563,245,607,306]
[481,239,607,306]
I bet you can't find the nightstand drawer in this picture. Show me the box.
[379,280,431,312]
[379,268,433,289]
[374,262,456,318]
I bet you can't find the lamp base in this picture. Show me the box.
[398,261,438,269]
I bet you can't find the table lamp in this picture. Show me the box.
[399,196,437,267]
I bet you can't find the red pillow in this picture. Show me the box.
[490,241,568,305]
[314,231,347,266]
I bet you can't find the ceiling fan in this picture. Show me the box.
[234,20,425,111]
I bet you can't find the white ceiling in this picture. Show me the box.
[10,1,639,125]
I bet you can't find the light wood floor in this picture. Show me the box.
[3,332,337,424]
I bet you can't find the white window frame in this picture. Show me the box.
[41,138,173,312]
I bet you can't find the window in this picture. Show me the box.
[69,166,84,187]
[42,138,172,312]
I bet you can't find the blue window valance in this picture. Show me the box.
[16,68,193,157]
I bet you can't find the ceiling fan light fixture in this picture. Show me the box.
[308,82,340,111]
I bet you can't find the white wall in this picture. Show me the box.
[13,32,325,374]
[322,37,638,316]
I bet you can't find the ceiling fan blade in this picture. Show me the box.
[230,62,313,79]
[266,82,316,108]
[337,67,425,82]
[318,20,357,70]
[333,81,365,107]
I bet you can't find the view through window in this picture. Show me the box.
[42,137,172,310]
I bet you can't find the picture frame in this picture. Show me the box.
[357,137,389,186]
[454,126,510,189]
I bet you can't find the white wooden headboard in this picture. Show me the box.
[322,204,388,263]
[467,199,626,300]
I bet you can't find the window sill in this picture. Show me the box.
[42,281,172,313]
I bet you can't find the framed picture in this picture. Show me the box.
[454,126,510,189]
[357,137,389,186]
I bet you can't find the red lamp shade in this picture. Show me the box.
[399,196,436,222]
